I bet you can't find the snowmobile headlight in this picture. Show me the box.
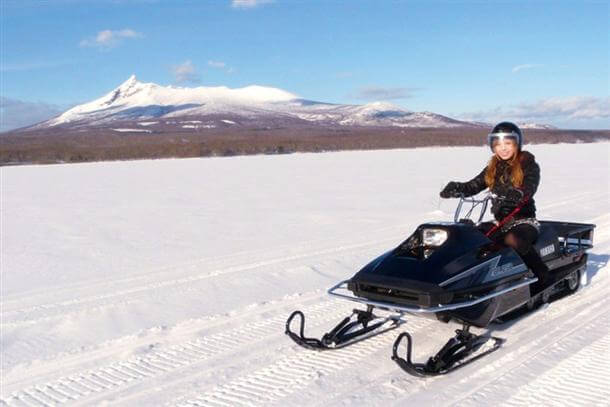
[422,229,448,247]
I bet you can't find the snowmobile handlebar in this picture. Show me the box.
[453,194,493,224]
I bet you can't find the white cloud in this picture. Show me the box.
[208,60,226,68]
[352,86,416,100]
[231,0,273,9]
[459,96,610,125]
[517,96,610,119]
[80,29,143,49]
[171,60,201,83]
[512,64,543,73]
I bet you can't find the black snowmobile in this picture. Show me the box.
[285,194,595,376]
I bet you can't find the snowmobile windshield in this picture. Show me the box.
[488,131,519,147]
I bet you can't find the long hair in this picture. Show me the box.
[485,151,524,189]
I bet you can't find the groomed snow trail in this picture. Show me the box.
[1,143,608,406]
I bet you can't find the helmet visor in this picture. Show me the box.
[488,131,519,147]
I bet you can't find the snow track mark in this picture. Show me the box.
[0,299,356,405]
[175,318,433,407]
[457,312,610,407]
[502,330,610,406]
[1,237,398,327]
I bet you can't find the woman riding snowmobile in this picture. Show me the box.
[440,121,549,292]
[286,120,595,376]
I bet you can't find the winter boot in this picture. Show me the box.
[521,248,550,295]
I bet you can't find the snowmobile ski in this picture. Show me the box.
[285,306,403,350]
[391,325,504,377]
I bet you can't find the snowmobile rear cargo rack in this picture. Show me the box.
[540,220,595,254]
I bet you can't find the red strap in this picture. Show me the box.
[485,195,531,237]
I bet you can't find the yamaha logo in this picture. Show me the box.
[540,244,555,257]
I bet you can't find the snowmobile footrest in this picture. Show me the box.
[391,325,504,377]
[285,308,402,350]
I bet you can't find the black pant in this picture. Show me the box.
[480,222,550,285]
[503,223,538,256]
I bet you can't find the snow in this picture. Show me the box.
[112,128,152,133]
[182,124,215,129]
[518,123,558,130]
[137,121,158,126]
[181,124,215,129]
[1,142,609,405]
[221,119,236,124]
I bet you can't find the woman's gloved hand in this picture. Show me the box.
[440,181,461,198]
[493,204,516,218]
[495,186,524,205]
[492,187,524,218]
[504,187,524,204]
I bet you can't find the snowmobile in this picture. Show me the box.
[285,194,595,376]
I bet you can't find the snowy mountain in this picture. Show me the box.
[517,122,558,130]
[34,75,480,131]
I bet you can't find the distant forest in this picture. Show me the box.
[1,127,609,166]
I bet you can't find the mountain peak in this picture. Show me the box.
[120,74,138,88]
[113,74,142,95]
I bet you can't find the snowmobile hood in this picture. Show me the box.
[350,223,493,288]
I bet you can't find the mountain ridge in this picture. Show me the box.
[10,76,558,133]
[31,76,485,131]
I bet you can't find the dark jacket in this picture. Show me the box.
[454,151,540,220]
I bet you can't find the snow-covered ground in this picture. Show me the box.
[1,143,609,406]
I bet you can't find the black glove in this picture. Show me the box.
[492,185,523,212]
[504,187,524,204]
[440,181,461,198]
[491,189,522,218]
[493,204,516,218]
[491,187,525,219]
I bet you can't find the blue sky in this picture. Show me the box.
[1,0,608,130]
